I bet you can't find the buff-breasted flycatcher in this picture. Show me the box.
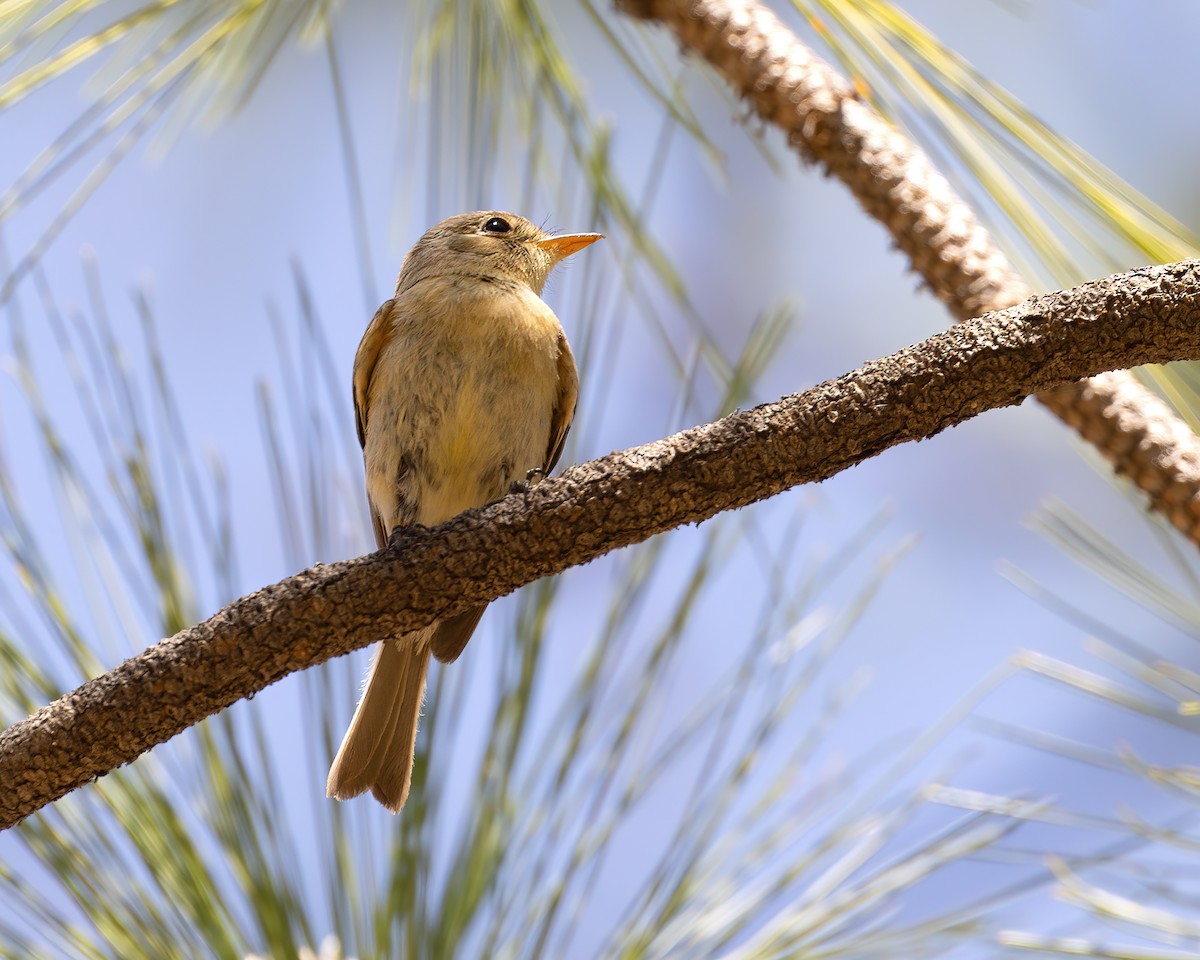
[326,211,601,812]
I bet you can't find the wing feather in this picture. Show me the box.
[544,329,578,474]
[353,299,395,549]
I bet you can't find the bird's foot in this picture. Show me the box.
[507,467,546,497]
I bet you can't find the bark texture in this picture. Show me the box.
[3,260,1200,829]
[615,0,1200,543]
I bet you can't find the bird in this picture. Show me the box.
[327,211,601,812]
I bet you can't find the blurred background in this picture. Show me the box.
[2,1,1200,957]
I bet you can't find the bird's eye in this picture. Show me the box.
[482,216,511,234]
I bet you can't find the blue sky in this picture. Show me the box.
[3,0,1200,953]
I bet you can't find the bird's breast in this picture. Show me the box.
[364,279,565,528]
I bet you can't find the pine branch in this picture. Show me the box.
[3,259,1200,829]
[615,0,1200,545]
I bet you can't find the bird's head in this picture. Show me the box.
[395,211,602,296]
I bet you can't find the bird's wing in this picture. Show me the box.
[545,328,579,474]
[428,605,486,664]
[354,298,394,549]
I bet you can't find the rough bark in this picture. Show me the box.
[614,0,1200,543]
[3,260,1200,829]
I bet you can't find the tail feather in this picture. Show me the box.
[327,632,431,812]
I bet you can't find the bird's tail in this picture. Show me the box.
[326,632,431,812]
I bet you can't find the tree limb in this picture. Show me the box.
[3,260,1200,829]
[615,0,1200,544]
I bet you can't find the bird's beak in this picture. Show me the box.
[537,232,603,262]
